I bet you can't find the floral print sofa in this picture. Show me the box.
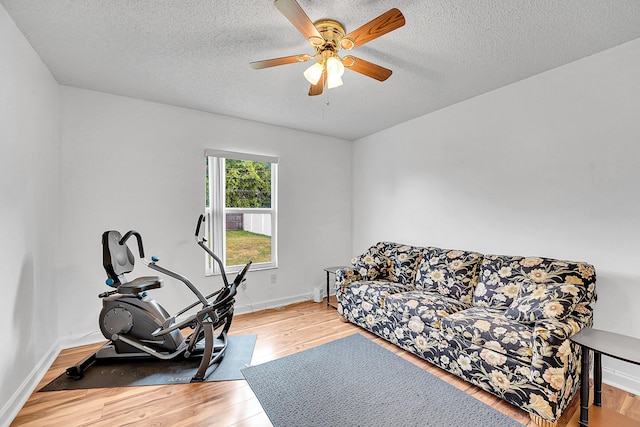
[336,242,596,425]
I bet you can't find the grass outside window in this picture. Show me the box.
[226,230,271,266]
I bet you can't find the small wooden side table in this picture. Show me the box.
[323,266,349,309]
[570,327,640,426]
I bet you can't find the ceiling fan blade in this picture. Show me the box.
[250,54,311,69]
[343,56,392,81]
[274,0,324,46]
[308,72,325,96]
[340,8,405,49]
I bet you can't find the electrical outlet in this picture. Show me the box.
[270,274,277,284]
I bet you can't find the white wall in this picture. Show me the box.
[0,5,61,422]
[352,38,640,392]
[57,87,352,344]
[3,0,639,419]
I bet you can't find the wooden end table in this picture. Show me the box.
[570,327,640,426]
[323,266,349,309]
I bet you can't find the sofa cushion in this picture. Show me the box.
[351,250,393,281]
[504,281,585,323]
[414,247,483,304]
[473,255,597,311]
[356,242,424,285]
[441,307,534,363]
[385,243,424,285]
[384,290,471,331]
[347,280,414,308]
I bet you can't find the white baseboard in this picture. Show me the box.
[603,366,640,395]
[0,341,61,427]
[234,292,314,315]
[60,330,106,349]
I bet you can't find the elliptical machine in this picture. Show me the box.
[66,215,251,382]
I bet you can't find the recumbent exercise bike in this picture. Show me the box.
[66,215,251,382]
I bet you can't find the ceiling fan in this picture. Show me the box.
[250,0,405,96]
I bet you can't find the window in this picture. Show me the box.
[205,149,277,274]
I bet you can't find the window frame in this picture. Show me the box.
[205,149,278,275]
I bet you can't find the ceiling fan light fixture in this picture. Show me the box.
[326,56,344,77]
[303,61,324,85]
[325,56,344,89]
[326,74,343,89]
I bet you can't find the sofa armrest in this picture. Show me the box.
[531,316,585,369]
[336,267,362,289]
[531,301,594,353]
[530,315,591,400]
[532,317,582,349]
[335,267,360,311]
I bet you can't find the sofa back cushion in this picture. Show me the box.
[414,247,483,305]
[354,242,423,285]
[473,254,597,311]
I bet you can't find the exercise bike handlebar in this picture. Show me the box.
[119,230,145,258]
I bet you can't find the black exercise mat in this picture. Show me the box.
[40,334,256,391]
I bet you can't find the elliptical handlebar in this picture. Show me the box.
[193,215,251,297]
[233,260,252,287]
[171,216,252,318]
[194,215,229,289]
[146,261,209,306]
[195,214,205,237]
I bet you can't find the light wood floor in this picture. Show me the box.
[11,299,640,426]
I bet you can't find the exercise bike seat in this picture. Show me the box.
[118,276,163,294]
[102,230,162,294]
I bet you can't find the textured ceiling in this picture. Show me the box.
[3,0,640,141]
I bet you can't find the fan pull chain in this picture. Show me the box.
[322,86,331,121]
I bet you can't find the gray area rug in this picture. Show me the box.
[241,333,524,427]
[41,334,256,391]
